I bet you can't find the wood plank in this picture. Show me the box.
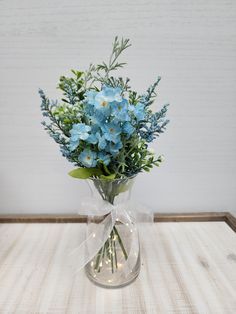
[154,212,227,222]
[0,211,229,223]
[0,214,88,223]
[225,213,236,233]
[0,221,235,313]
[1,212,236,234]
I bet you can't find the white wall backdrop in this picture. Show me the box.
[0,0,235,214]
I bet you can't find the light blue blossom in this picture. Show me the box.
[111,99,130,122]
[96,132,107,150]
[83,102,94,116]
[123,122,135,136]
[87,85,123,115]
[79,149,97,168]
[94,92,111,114]
[90,124,100,134]
[101,123,121,143]
[132,103,146,121]
[89,109,106,126]
[83,91,97,117]
[84,90,97,105]
[86,134,98,144]
[106,141,123,156]
[70,123,91,140]
[69,123,91,151]
[69,141,80,152]
[97,152,111,166]
[102,85,122,102]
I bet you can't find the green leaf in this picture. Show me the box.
[117,181,133,194]
[62,98,69,103]
[68,168,102,179]
[71,69,83,78]
[100,173,116,180]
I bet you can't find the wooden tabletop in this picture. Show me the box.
[0,221,235,313]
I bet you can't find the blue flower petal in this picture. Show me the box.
[79,149,97,168]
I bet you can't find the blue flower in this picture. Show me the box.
[96,132,107,150]
[90,109,106,126]
[84,90,97,105]
[69,123,91,151]
[132,103,146,121]
[70,123,91,140]
[79,149,97,168]
[123,122,135,136]
[111,99,130,122]
[94,92,111,114]
[83,102,94,116]
[101,123,121,143]
[83,91,97,117]
[106,141,123,156]
[69,141,79,152]
[86,134,98,144]
[97,152,111,166]
[102,85,122,102]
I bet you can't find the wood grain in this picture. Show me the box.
[1,212,236,233]
[0,221,235,313]
[0,211,229,223]
[225,213,236,233]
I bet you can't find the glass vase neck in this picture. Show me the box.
[87,175,136,205]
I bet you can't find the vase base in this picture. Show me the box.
[85,266,140,289]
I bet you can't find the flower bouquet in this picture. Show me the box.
[39,37,169,288]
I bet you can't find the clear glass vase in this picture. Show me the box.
[84,176,140,288]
